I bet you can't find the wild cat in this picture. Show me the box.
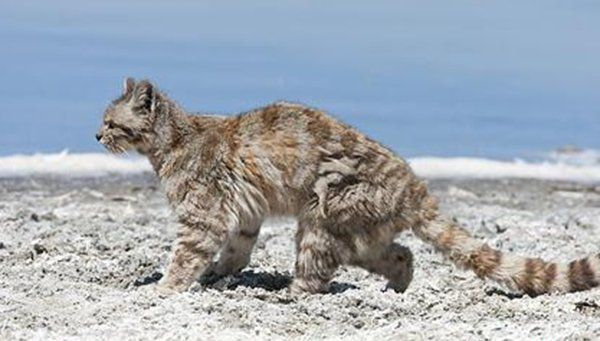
[97,77,600,296]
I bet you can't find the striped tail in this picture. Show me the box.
[413,214,600,296]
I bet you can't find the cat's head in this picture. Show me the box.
[96,77,158,154]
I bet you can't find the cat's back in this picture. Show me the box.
[237,101,377,149]
[233,101,405,185]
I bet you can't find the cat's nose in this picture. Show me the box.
[95,133,103,141]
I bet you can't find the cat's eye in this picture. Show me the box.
[107,122,114,129]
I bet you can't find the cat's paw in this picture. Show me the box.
[152,283,180,297]
[289,279,327,296]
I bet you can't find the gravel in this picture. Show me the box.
[1,175,600,340]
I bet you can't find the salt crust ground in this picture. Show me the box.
[1,175,600,340]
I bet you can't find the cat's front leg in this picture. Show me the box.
[157,192,232,294]
[156,221,228,293]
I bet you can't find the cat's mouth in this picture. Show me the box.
[97,135,129,154]
[105,143,127,154]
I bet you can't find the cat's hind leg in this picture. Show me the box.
[290,220,348,294]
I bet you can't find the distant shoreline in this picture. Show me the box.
[0,151,599,182]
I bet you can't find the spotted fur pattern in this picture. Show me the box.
[97,78,600,296]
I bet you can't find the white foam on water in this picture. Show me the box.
[0,150,151,177]
[409,156,600,182]
[0,150,599,182]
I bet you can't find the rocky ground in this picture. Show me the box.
[1,174,600,340]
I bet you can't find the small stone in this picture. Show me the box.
[30,212,56,222]
[495,224,507,234]
[0,242,5,249]
[353,320,365,329]
[96,244,110,252]
[133,272,163,287]
[33,243,47,254]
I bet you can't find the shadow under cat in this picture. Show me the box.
[134,269,358,294]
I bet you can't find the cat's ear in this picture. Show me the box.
[123,77,135,95]
[133,80,156,113]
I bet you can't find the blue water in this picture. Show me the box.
[1,1,599,159]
